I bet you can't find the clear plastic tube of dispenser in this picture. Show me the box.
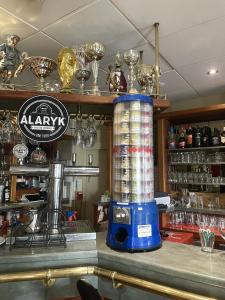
[112,98,154,203]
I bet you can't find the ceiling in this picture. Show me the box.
[0,0,225,102]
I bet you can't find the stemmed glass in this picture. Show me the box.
[73,116,86,147]
[84,115,97,148]
[73,115,98,148]
[123,49,139,93]
[2,112,15,144]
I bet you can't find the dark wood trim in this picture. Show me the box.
[157,118,169,192]
[0,89,115,105]
[0,89,170,111]
[106,124,113,196]
[157,103,225,123]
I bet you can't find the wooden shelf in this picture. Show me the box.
[157,103,225,123]
[0,89,170,111]
[0,89,114,105]
[156,103,225,192]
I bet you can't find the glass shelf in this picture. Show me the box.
[168,181,225,186]
[168,146,225,152]
[168,207,225,216]
[169,162,225,165]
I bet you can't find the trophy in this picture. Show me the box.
[0,34,27,89]
[106,51,127,94]
[58,48,77,93]
[74,45,91,94]
[75,69,91,94]
[84,42,105,95]
[18,56,57,91]
[123,49,139,93]
[136,64,156,95]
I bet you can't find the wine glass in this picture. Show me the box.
[84,115,97,148]
[73,115,86,147]
[2,112,15,144]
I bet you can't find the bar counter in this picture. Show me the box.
[0,232,224,299]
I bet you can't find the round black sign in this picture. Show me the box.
[18,95,69,143]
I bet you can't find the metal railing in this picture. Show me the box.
[0,266,218,300]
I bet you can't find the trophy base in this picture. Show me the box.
[0,83,16,90]
[90,85,101,96]
[60,88,73,94]
[128,88,138,94]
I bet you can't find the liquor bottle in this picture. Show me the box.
[178,127,186,148]
[175,128,180,147]
[221,126,225,145]
[2,179,10,203]
[186,125,193,148]
[168,126,176,149]
[212,128,220,146]
[194,126,202,147]
[202,126,212,147]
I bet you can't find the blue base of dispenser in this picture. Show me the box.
[106,201,161,252]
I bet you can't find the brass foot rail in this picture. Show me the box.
[0,266,218,300]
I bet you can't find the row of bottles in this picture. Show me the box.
[168,125,224,149]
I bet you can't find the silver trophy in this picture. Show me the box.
[75,69,91,94]
[123,49,139,93]
[18,56,57,91]
[84,42,105,95]
[74,45,91,94]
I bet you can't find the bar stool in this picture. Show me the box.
[77,279,102,300]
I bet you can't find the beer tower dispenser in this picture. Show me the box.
[106,94,161,251]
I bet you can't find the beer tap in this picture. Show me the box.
[10,163,99,234]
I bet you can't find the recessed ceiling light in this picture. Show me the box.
[207,69,219,75]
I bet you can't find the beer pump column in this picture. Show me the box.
[10,164,99,233]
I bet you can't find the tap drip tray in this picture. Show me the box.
[8,208,96,249]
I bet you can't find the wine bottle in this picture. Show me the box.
[212,128,220,146]
[178,127,186,148]
[221,126,225,145]
[202,126,211,147]
[194,126,202,147]
[186,125,193,148]
[2,180,10,203]
[168,126,176,149]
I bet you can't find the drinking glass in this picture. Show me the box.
[198,222,215,253]
[74,116,86,147]
[84,115,97,148]
[2,112,15,144]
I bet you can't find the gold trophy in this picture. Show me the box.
[135,51,157,95]
[16,56,57,91]
[58,48,77,93]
